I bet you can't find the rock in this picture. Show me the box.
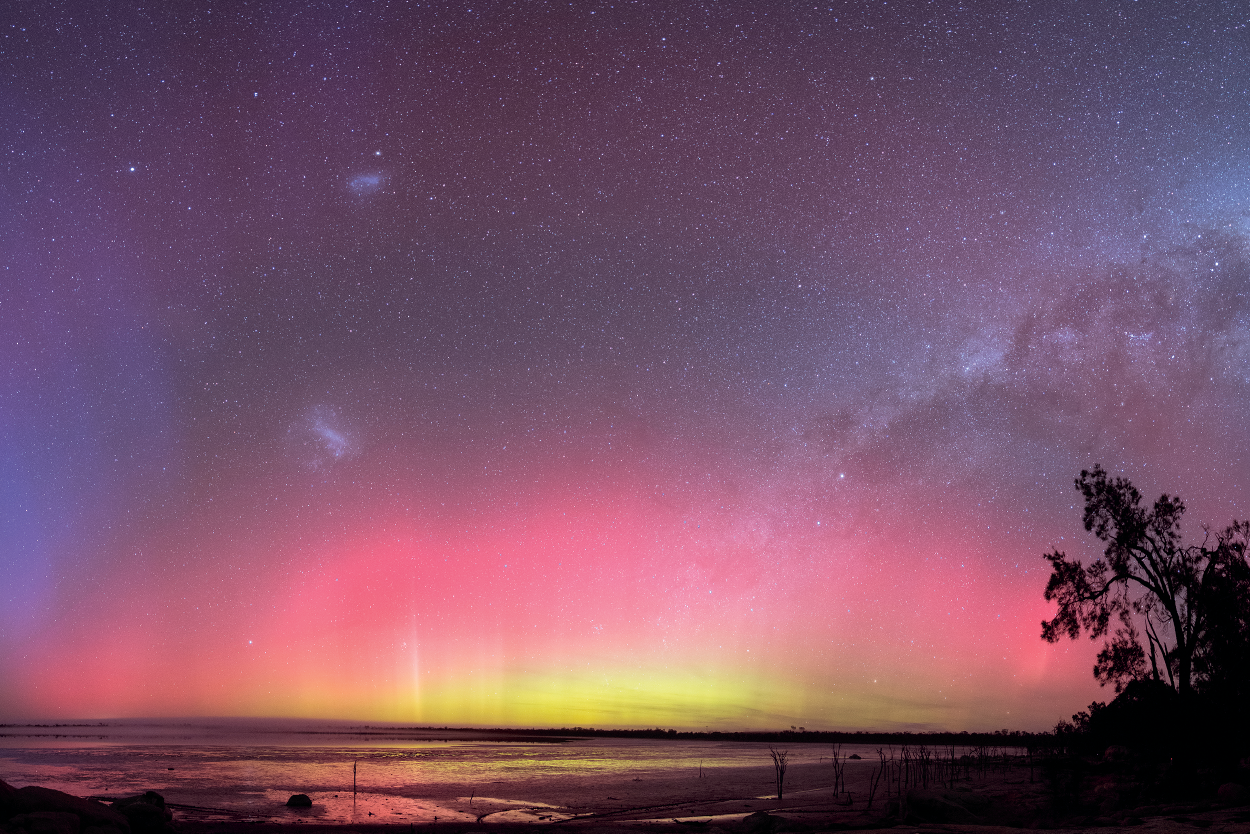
[7,812,81,834]
[3,787,128,832]
[110,792,171,834]
[847,754,861,760]
[740,811,774,834]
[285,795,312,809]
[113,803,166,834]
[1217,783,1249,806]
[0,780,20,822]
[905,789,980,824]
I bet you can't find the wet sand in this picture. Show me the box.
[163,757,1250,834]
[150,756,865,826]
[175,804,1250,834]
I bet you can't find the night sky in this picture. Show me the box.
[4,1,1250,731]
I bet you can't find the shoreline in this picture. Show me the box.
[171,803,1250,834]
[7,778,1250,834]
[149,785,1250,833]
[0,722,1048,750]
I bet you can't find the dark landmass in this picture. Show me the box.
[0,721,1048,746]
[273,726,1051,747]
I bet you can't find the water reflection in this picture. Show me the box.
[1,722,994,824]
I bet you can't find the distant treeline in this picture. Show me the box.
[361,725,1049,747]
[0,724,108,728]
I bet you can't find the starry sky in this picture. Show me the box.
[4,0,1250,731]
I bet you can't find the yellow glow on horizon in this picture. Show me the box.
[213,661,1003,731]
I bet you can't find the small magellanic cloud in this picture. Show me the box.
[348,172,385,196]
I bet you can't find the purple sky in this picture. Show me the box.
[3,0,1249,730]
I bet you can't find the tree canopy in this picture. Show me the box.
[1041,465,1250,702]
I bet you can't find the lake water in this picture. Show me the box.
[0,720,997,824]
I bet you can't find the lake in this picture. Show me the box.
[0,720,1006,824]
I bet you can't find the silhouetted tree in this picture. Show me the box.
[769,746,788,800]
[1041,466,1250,701]
[1193,523,1250,691]
[1192,525,1250,750]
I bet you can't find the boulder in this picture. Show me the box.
[110,792,171,834]
[285,795,312,808]
[3,787,128,832]
[0,780,20,821]
[6,812,81,834]
[113,803,166,834]
[740,811,774,834]
[1217,783,1249,806]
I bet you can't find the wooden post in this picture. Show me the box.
[354,760,357,795]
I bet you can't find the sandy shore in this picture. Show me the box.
[173,803,1250,834]
[9,752,1250,834]
[162,758,1250,834]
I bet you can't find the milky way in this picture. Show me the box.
[3,1,1250,730]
